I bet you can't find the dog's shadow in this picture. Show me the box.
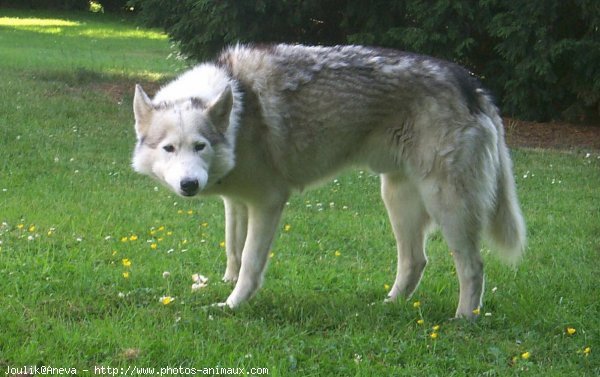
[201,289,455,333]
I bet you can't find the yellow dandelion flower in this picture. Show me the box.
[284,224,291,232]
[158,225,165,231]
[160,296,174,305]
[583,347,591,356]
[120,236,128,242]
[432,325,440,332]
[472,308,481,315]
[122,258,131,267]
[334,250,341,257]
[430,332,438,340]
[219,241,226,248]
[269,252,275,258]
[157,237,164,242]
[112,250,117,256]
[166,231,173,236]
[17,224,24,230]
[129,235,138,241]
[177,209,184,215]
[150,243,158,250]
[413,301,421,309]
[566,327,576,335]
[521,352,530,360]
[122,271,130,279]
[47,230,53,236]
[187,210,193,215]
[201,222,208,227]
[28,225,36,232]
[384,283,390,290]
[417,319,425,325]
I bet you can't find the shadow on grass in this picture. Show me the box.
[30,68,166,103]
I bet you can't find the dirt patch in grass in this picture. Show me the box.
[505,118,600,151]
[95,80,163,105]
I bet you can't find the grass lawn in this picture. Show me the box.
[0,9,598,376]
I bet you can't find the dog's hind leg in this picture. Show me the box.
[451,242,484,318]
[419,181,485,319]
[224,196,287,308]
[381,173,431,302]
[222,197,248,283]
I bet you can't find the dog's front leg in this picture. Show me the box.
[222,197,248,283]
[224,199,286,308]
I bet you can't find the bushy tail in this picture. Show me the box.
[487,127,526,266]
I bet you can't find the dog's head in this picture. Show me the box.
[132,84,235,197]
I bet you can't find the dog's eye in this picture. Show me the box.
[163,145,175,153]
[194,142,206,152]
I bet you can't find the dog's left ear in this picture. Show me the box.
[133,84,153,136]
[207,85,233,132]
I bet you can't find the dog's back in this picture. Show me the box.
[220,45,498,185]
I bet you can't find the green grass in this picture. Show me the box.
[1,10,599,376]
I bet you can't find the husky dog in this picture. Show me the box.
[132,44,525,318]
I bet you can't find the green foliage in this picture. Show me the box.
[132,0,600,123]
[485,0,600,122]
[129,0,348,61]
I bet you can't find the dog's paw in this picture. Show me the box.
[222,276,238,284]
[222,271,239,284]
[202,301,234,314]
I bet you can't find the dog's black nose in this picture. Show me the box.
[180,178,199,196]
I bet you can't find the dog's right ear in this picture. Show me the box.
[133,84,152,136]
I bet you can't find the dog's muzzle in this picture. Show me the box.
[180,178,200,196]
